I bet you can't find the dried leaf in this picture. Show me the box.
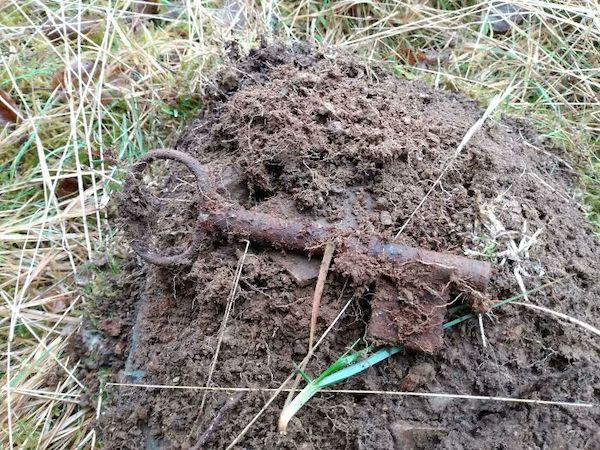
[0,90,20,126]
[44,16,100,42]
[487,2,524,34]
[397,47,449,69]
[101,73,134,104]
[52,61,131,105]
[57,178,80,198]
[51,60,100,90]
[416,50,450,69]
[133,0,160,15]
[397,47,425,66]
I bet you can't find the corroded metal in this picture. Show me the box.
[127,149,491,290]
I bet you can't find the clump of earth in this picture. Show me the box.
[94,43,600,449]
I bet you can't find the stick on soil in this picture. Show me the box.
[191,392,244,450]
[284,242,336,409]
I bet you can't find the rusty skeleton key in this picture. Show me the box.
[125,149,492,352]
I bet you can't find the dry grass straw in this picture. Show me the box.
[0,0,598,448]
[193,239,249,438]
[105,381,596,409]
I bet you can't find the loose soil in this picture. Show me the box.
[94,43,600,449]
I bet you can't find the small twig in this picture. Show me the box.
[513,302,600,338]
[188,240,249,443]
[283,242,335,410]
[309,242,336,350]
[191,392,244,450]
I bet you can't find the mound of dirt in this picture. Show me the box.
[98,43,600,449]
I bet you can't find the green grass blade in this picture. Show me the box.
[318,346,402,387]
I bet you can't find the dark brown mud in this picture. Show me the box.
[96,43,600,449]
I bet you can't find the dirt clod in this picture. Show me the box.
[368,277,446,353]
[400,362,436,392]
[100,319,122,337]
[99,43,600,449]
[389,420,447,450]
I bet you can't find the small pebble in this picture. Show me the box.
[327,120,344,135]
[375,197,389,210]
[293,340,306,355]
[380,210,393,226]
[488,1,524,33]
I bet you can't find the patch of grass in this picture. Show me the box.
[1,0,598,447]
[278,342,375,433]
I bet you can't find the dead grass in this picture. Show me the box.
[0,0,598,447]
